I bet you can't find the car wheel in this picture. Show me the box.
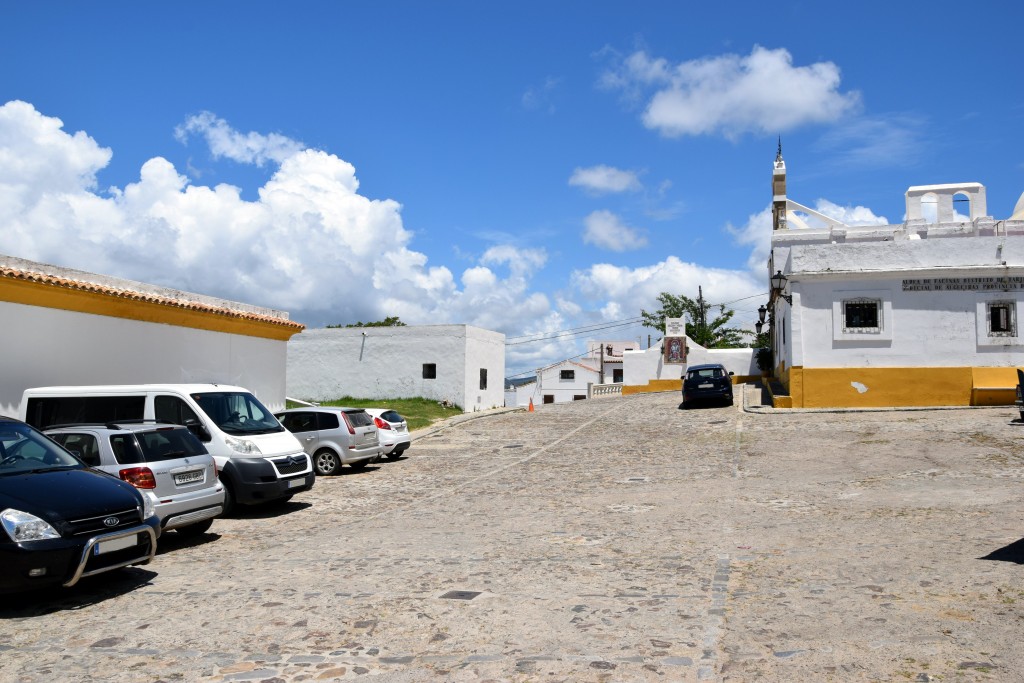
[221,483,235,516]
[386,449,403,460]
[348,459,369,469]
[176,518,214,537]
[1019,410,1024,422]
[313,448,341,476]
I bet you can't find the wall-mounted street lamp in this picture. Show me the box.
[755,304,767,335]
[770,270,792,304]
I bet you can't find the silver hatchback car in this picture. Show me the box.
[275,407,381,476]
[45,422,224,536]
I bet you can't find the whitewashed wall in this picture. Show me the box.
[287,325,505,412]
[534,361,599,404]
[775,233,1024,370]
[2,301,288,418]
[623,341,755,386]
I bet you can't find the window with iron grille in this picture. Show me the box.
[422,363,436,379]
[560,369,574,380]
[842,299,881,333]
[479,368,487,390]
[987,301,1016,337]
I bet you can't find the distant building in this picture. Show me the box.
[287,325,505,412]
[505,359,600,407]
[767,147,1024,408]
[585,340,640,384]
[0,254,303,416]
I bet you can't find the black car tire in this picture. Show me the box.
[220,482,235,516]
[176,518,214,537]
[313,448,341,476]
[386,449,403,460]
[1019,410,1024,422]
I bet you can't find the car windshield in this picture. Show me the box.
[688,368,724,380]
[0,422,83,475]
[192,392,284,436]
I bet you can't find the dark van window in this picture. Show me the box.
[155,395,201,425]
[25,396,145,429]
[110,428,206,465]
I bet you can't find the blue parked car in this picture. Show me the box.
[0,416,160,593]
[682,363,735,408]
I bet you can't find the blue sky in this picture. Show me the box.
[2,1,1022,375]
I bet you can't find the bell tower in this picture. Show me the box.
[772,138,787,231]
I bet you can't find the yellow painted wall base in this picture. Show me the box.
[622,379,681,395]
[782,366,1021,409]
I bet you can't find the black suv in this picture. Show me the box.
[682,363,735,408]
[0,416,160,593]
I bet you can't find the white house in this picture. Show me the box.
[767,147,1024,408]
[585,340,640,384]
[287,325,505,412]
[0,254,304,417]
[505,359,600,407]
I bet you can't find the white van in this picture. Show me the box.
[21,384,314,513]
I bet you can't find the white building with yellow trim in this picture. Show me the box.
[0,254,304,417]
[768,151,1024,408]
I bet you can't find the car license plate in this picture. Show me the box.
[287,477,304,489]
[699,383,713,388]
[94,535,137,555]
[174,470,204,485]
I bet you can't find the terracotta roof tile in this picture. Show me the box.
[0,266,304,330]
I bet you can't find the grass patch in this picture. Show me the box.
[285,396,462,431]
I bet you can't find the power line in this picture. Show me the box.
[505,318,645,346]
[505,316,644,341]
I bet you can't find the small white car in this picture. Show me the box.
[364,409,411,460]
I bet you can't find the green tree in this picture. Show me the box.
[641,290,751,349]
[326,316,407,329]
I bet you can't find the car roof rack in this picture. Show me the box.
[45,419,177,431]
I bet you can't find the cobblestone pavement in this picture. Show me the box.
[2,389,1024,682]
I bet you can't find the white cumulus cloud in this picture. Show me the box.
[175,111,306,166]
[569,165,642,194]
[602,46,860,139]
[727,200,889,272]
[583,210,648,251]
[0,101,554,336]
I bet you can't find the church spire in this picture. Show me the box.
[776,137,783,163]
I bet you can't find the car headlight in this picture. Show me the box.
[224,435,261,455]
[141,491,157,520]
[1,508,61,543]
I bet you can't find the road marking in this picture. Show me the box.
[363,402,628,523]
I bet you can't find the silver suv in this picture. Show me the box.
[45,422,224,536]
[275,407,381,476]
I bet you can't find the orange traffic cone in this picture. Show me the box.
[528,398,534,412]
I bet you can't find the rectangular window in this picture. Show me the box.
[560,369,575,380]
[613,368,623,383]
[842,299,881,333]
[479,368,488,390]
[988,301,1016,336]
[422,363,436,379]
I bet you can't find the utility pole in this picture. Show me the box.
[698,286,706,333]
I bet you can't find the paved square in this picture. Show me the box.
[2,389,1023,681]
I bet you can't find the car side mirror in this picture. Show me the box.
[729,371,735,376]
[184,419,212,443]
